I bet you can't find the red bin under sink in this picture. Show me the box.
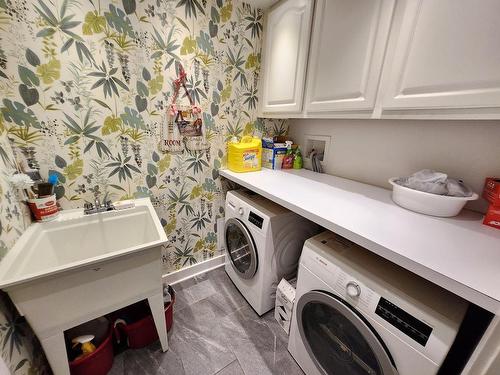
[69,326,114,375]
[112,286,175,349]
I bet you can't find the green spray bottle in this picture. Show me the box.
[293,147,303,169]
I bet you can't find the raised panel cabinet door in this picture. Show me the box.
[305,0,395,113]
[382,0,500,111]
[260,0,314,114]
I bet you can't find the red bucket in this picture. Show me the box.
[69,327,114,375]
[113,286,175,349]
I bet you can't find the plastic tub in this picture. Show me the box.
[69,326,114,375]
[113,286,175,349]
[227,136,262,173]
[389,178,478,217]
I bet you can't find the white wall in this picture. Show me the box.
[288,119,500,213]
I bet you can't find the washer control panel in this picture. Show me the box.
[346,281,361,298]
[304,250,379,313]
[248,211,264,229]
[375,297,433,346]
[333,269,378,312]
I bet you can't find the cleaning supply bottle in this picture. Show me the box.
[72,335,96,360]
[282,141,294,169]
[293,147,303,169]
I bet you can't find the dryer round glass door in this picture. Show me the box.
[224,218,258,279]
[296,291,397,375]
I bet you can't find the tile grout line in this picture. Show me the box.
[214,357,247,375]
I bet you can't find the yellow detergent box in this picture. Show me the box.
[262,137,288,169]
[227,136,262,172]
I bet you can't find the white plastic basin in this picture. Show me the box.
[389,178,479,217]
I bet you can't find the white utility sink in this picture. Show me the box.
[0,198,169,375]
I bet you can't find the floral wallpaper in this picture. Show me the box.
[0,130,49,374]
[0,0,287,273]
[0,0,288,372]
[0,135,27,258]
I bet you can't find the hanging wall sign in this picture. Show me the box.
[159,65,209,153]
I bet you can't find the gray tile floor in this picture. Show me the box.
[109,267,304,375]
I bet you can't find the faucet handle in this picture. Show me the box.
[83,202,94,213]
[105,200,115,210]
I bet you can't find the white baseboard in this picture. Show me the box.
[162,254,225,286]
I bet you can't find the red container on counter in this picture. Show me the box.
[482,178,500,230]
[69,327,114,375]
[483,178,500,207]
[113,286,175,349]
[483,205,500,230]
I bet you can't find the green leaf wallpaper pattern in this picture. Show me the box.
[0,0,288,372]
[0,0,288,272]
[0,131,50,374]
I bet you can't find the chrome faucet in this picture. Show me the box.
[84,198,115,215]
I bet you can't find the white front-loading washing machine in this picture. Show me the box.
[288,231,469,375]
[224,189,321,316]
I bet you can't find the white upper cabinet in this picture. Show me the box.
[259,0,500,119]
[380,0,500,114]
[305,0,395,113]
[260,0,314,114]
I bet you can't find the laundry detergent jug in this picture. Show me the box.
[227,136,262,173]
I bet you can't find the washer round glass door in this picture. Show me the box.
[296,291,397,375]
[224,218,258,279]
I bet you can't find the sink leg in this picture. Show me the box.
[40,330,70,375]
[148,293,169,352]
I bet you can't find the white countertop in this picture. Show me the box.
[220,168,500,314]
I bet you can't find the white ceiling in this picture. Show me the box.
[249,0,278,9]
